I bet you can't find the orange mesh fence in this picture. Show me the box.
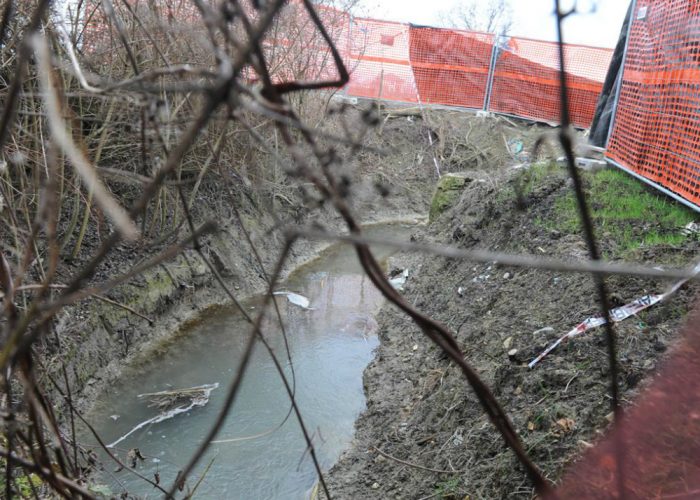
[606,0,700,208]
[488,38,612,128]
[344,18,418,103]
[262,3,351,85]
[80,0,201,58]
[407,26,494,109]
[80,3,612,129]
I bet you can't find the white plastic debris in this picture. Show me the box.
[472,274,490,283]
[533,327,555,335]
[108,383,219,448]
[510,163,529,170]
[273,291,313,310]
[389,269,409,291]
[682,222,699,236]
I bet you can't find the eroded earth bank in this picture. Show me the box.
[325,135,700,499]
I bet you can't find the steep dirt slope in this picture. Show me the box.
[326,164,700,499]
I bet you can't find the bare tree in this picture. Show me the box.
[438,0,513,35]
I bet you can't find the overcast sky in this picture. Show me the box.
[355,0,630,48]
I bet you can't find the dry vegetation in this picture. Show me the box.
[0,0,697,498]
[0,1,389,496]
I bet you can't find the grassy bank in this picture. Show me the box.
[540,167,697,258]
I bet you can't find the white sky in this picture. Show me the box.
[355,0,630,48]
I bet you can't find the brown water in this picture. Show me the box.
[85,224,413,499]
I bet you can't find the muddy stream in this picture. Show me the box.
[85,223,413,499]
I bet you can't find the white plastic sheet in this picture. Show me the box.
[107,383,219,448]
[273,291,313,310]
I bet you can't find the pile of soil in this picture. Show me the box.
[325,161,700,498]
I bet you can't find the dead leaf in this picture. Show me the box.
[127,448,146,468]
[553,418,576,435]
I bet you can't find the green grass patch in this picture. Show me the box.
[546,168,697,257]
[429,173,470,222]
[434,477,463,498]
[497,161,562,207]
[518,161,560,197]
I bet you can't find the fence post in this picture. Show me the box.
[605,0,637,148]
[342,14,354,96]
[483,35,501,112]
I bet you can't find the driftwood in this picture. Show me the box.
[138,384,217,412]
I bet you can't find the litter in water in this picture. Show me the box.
[273,291,314,310]
[107,383,219,448]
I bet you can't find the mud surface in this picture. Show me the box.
[326,164,700,498]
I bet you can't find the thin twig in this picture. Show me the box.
[372,446,463,475]
[554,1,626,497]
[290,228,699,281]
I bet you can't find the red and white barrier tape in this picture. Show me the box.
[529,262,700,369]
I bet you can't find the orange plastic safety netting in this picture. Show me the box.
[488,37,612,128]
[407,26,494,109]
[344,18,418,103]
[606,0,700,207]
[80,3,612,130]
[80,0,201,58]
[262,3,352,85]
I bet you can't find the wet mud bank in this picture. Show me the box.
[325,166,700,498]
